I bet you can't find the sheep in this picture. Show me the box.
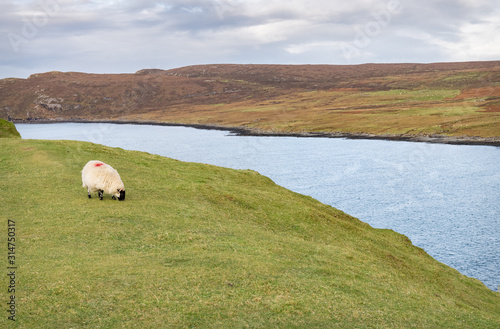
[82,160,126,201]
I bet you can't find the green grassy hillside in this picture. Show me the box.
[1,139,498,328]
[0,118,21,138]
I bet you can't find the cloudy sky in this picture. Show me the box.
[1,0,499,79]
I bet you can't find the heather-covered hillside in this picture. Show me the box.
[1,62,499,139]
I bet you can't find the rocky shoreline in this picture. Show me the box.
[13,118,500,147]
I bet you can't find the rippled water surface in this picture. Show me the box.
[16,123,500,290]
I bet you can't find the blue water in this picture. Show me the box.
[16,122,500,291]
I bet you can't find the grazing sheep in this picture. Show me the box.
[82,160,125,201]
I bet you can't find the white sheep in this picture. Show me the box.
[82,160,126,201]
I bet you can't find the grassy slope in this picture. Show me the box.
[130,64,500,138]
[1,138,499,328]
[126,77,500,138]
[122,80,500,138]
[0,118,21,138]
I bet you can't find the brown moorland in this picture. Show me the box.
[1,61,499,141]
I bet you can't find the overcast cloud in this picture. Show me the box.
[1,0,499,78]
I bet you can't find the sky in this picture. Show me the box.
[1,0,499,79]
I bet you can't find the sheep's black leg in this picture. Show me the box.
[88,191,91,199]
[98,190,103,200]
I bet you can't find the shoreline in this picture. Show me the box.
[12,118,500,147]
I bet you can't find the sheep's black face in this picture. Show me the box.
[118,189,126,201]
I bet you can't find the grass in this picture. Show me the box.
[433,72,490,88]
[0,119,21,138]
[1,138,499,328]
[132,86,500,138]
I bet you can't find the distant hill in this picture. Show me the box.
[1,61,499,138]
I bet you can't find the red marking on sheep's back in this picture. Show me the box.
[94,163,104,167]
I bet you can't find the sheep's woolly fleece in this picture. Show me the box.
[82,160,125,201]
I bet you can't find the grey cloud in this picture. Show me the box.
[0,0,499,78]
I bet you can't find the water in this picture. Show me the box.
[16,122,500,291]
